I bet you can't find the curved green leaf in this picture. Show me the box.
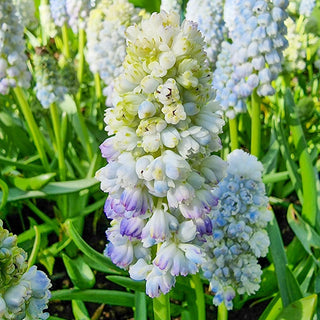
[1,178,98,202]
[10,172,56,191]
[106,275,146,292]
[276,294,317,320]
[65,220,125,275]
[62,253,96,289]
[72,300,90,320]
[51,289,134,307]
[0,178,8,210]
[287,204,320,266]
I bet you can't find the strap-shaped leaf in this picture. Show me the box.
[287,204,320,267]
[51,289,134,307]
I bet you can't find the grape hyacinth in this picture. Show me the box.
[50,0,91,33]
[86,0,145,106]
[33,51,68,108]
[299,0,316,17]
[213,41,247,119]
[66,0,91,34]
[12,0,38,29]
[49,0,68,27]
[96,11,226,298]
[0,220,52,320]
[214,0,289,118]
[0,2,31,95]
[185,0,226,67]
[201,149,271,310]
[283,16,319,73]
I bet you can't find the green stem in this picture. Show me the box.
[28,226,41,269]
[217,303,228,320]
[76,103,94,161]
[62,23,70,59]
[13,87,50,171]
[229,117,239,151]
[94,73,102,100]
[153,294,170,320]
[50,103,66,181]
[250,89,261,158]
[134,291,147,320]
[76,28,86,102]
[190,274,206,320]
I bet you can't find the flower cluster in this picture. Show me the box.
[66,0,91,33]
[212,42,247,119]
[213,0,289,118]
[283,16,319,73]
[0,220,52,320]
[299,0,316,17]
[185,0,226,67]
[0,2,31,95]
[33,51,68,108]
[49,0,91,33]
[86,0,145,106]
[49,0,68,27]
[96,11,226,298]
[201,149,271,310]
[12,0,38,29]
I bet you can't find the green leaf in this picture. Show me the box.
[0,178,8,210]
[259,294,282,320]
[287,204,320,266]
[59,94,77,114]
[284,89,318,227]
[273,117,303,202]
[65,220,125,275]
[276,294,317,320]
[62,254,96,289]
[1,178,98,202]
[72,300,90,320]
[9,172,56,191]
[283,265,303,303]
[51,289,135,307]
[17,223,54,244]
[48,317,69,320]
[107,275,146,292]
[267,209,290,307]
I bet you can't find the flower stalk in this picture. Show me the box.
[13,87,50,171]
[251,89,261,158]
[229,117,239,151]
